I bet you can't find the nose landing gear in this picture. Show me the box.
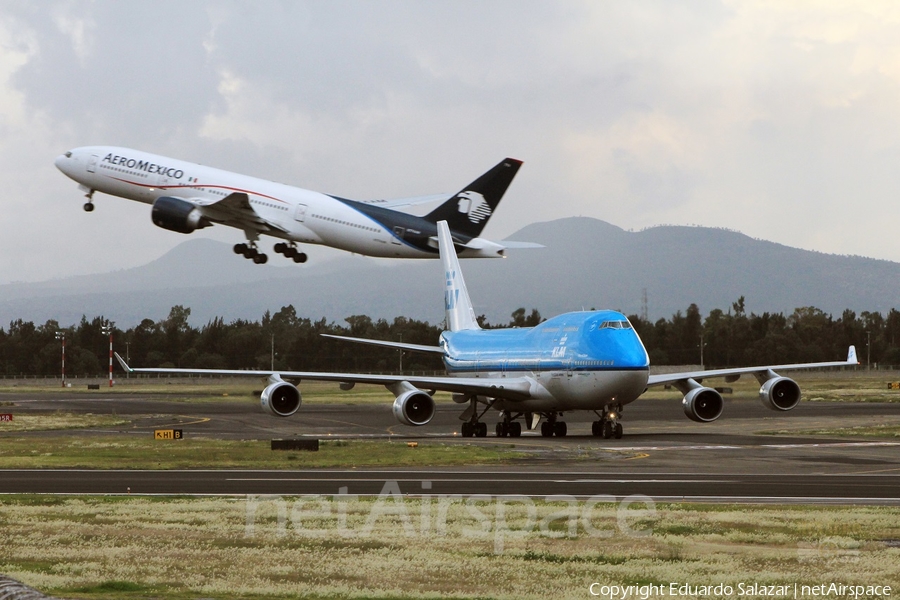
[83,189,95,212]
[592,406,623,439]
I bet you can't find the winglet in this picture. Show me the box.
[848,345,858,364]
[114,352,133,373]
[437,220,480,332]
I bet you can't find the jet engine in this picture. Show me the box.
[151,196,208,234]
[759,376,801,411]
[682,386,724,423]
[392,388,436,426]
[260,381,302,417]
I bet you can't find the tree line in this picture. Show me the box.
[0,298,893,378]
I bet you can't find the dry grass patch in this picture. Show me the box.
[0,413,129,432]
[0,498,899,599]
[0,437,532,469]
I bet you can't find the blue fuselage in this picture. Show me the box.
[440,310,650,411]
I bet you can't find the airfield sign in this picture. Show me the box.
[0,414,12,422]
[154,429,183,440]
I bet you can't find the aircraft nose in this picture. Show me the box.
[54,153,68,172]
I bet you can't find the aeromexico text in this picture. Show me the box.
[102,153,184,179]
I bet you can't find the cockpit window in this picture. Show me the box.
[65,151,72,158]
[599,320,632,330]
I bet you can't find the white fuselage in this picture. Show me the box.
[55,146,491,258]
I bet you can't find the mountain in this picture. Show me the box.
[2,217,900,328]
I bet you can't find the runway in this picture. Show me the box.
[2,468,899,503]
[2,388,900,502]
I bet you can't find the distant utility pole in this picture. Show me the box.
[699,333,706,369]
[271,334,275,371]
[100,322,114,387]
[641,288,648,322]
[867,330,871,371]
[55,331,65,387]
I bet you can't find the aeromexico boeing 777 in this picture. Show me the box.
[55,146,537,264]
[116,221,857,438]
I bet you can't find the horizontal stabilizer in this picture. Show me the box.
[498,240,544,249]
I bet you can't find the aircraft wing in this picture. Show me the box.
[115,353,533,400]
[646,346,858,387]
[358,193,453,210]
[193,192,289,234]
[320,334,444,354]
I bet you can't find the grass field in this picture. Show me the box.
[0,413,130,433]
[0,496,898,599]
[0,437,542,469]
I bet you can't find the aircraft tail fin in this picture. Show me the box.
[437,220,481,332]
[424,158,522,237]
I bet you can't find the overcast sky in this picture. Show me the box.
[1,1,899,284]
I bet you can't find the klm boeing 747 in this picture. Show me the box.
[116,221,857,438]
[55,147,537,264]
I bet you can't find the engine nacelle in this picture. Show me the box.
[759,376,801,411]
[260,382,302,417]
[682,386,724,423]
[151,196,206,234]
[392,389,436,426]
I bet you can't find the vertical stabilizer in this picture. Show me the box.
[437,220,481,332]
[424,158,522,237]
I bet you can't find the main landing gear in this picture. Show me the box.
[461,421,487,437]
[495,412,522,437]
[83,189,95,212]
[591,406,623,439]
[460,396,492,437]
[233,242,268,264]
[274,242,307,263]
[540,413,568,437]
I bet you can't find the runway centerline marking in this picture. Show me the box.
[224,477,735,484]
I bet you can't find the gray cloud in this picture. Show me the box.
[1,0,899,289]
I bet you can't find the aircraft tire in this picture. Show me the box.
[614,423,623,439]
[509,422,522,437]
[461,422,473,437]
[233,243,247,254]
[591,421,601,436]
[83,202,94,212]
[253,253,268,264]
[476,422,487,437]
[296,253,308,263]
[495,422,507,437]
[540,422,553,437]
[553,422,567,437]
[274,242,286,253]
[602,421,614,439]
